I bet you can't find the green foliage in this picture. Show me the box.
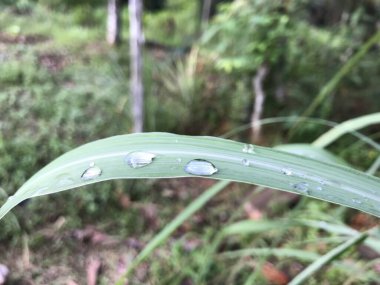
[143,0,197,47]
[203,0,299,73]
[201,0,380,127]
[148,49,249,134]
[0,45,132,234]
[0,1,379,283]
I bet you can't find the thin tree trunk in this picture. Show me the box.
[201,0,213,31]
[129,0,144,133]
[107,0,121,45]
[251,65,268,143]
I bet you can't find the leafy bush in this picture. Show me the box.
[0,46,132,231]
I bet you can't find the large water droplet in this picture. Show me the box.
[184,159,218,176]
[125,152,156,169]
[281,168,292,176]
[81,165,102,180]
[292,182,309,194]
[242,144,255,154]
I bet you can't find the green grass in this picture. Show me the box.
[1,2,380,284]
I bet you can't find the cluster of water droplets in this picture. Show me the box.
[242,144,255,154]
[280,166,332,195]
[241,143,256,167]
[351,198,363,204]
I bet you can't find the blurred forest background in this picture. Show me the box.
[0,0,379,284]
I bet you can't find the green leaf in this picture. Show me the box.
[1,132,380,221]
[220,247,321,262]
[222,219,294,236]
[313,112,380,148]
[275,144,349,166]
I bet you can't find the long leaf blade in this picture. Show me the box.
[1,132,380,220]
[313,112,380,148]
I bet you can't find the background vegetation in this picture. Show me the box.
[0,0,379,284]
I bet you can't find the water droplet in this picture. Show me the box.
[125,152,156,169]
[315,186,323,191]
[177,158,182,163]
[242,159,250,166]
[184,159,218,176]
[8,195,14,200]
[281,168,292,176]
[242,144,255,154]
[56,176,74,188]
[352,198,362,204]
[81,165,102,180]
[32,186,49,197]
[292,182,309,194]
[89,162,95,167]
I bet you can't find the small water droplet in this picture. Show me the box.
[242,159,250,166]
[352,198,362,204]
[242,144,255,154]
[315,186,323,191]
[177,158,182,163]
[32,186,49,197]
[281,168,292,176]
[8,195,14,200]
[292,182,309,194]
[184,159,218,176]
[56,176,74,188]
[125,152,156,169]
[89,162,95,167]
[81,165,102,180]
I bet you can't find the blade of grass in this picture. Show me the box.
[222,219,296,236]
[288,231,368,285]
[1,132,380,219]
[313,113,380,148]
[222,116,380,152]
[1,132,380,284]
[289,30,380,136]
[367,156,380,176]
[275,144,349,166]
[220,247,321,262]
[123,123,379,281]
[116,179,230,284]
